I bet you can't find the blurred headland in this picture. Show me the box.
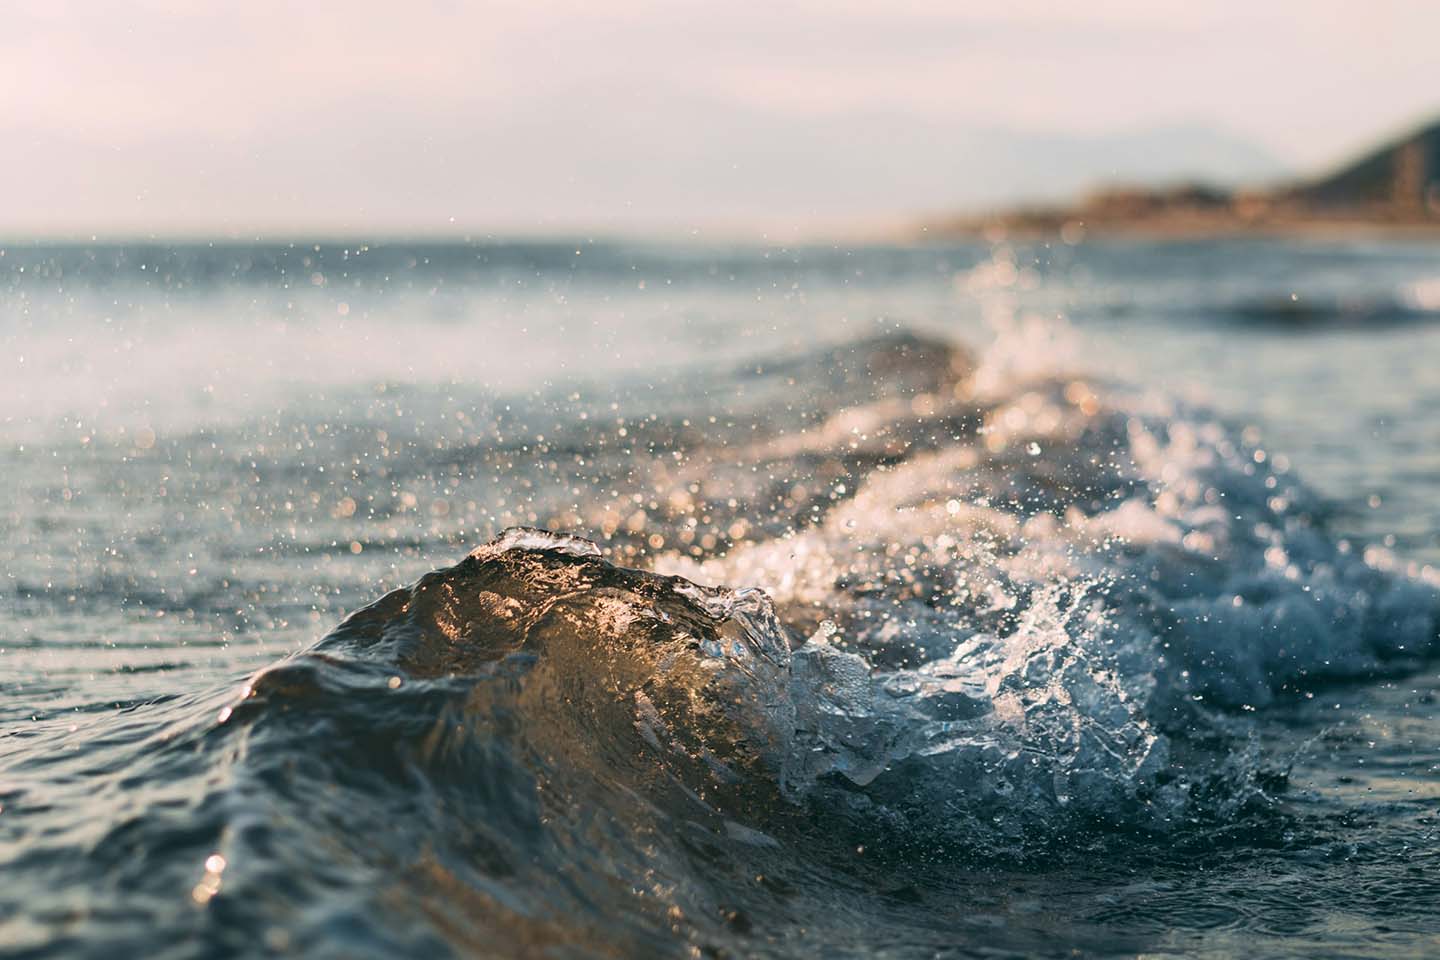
[926,116,1440,240]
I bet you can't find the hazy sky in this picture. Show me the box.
[4,0,1437,235]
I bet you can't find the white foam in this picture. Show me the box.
[654,345,1440,829]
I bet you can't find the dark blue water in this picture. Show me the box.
[1,237,1438,957]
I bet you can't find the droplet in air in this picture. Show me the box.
[810,620,839,645]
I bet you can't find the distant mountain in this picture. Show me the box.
[963,122,1284,206]
[0,101,1285,235]
[928,116,1440,236]
[1286,119,1440,215]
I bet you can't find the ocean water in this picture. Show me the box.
[1,236,1439,958]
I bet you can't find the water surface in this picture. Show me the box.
[2,237,1438,957]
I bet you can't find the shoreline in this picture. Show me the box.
[919,214,1440,244]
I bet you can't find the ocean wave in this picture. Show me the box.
[5,329,1439,957]
[1215,294,1440,329]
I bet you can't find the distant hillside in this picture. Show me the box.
[928,117,1440,237]
[1286,120,1440,215]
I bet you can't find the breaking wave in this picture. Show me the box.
[5,330,1438,957]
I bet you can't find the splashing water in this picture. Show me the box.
[4,239,1440,958]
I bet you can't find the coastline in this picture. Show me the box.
[920,212,1440,243]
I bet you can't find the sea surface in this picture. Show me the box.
[1,235,1439,958]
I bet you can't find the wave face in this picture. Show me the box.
[5,329,1439,958]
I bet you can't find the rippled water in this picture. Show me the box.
[2,237,1439,958]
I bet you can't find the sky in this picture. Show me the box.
[3,0,1437,236]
